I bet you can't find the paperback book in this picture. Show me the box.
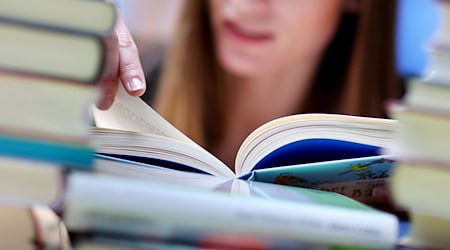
[91,85,397,205]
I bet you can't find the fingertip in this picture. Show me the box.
[96,94,115,110]
[124,77,146,96]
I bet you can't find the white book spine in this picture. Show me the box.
[63,173,398,249]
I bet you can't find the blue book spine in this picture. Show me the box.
[0,134,94,169]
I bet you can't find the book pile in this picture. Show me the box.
[388,0,450,248]
[0,0,116,249]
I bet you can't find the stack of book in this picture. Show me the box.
[387,0,450,248]
[0,0,116,249]
[0,0,117,168]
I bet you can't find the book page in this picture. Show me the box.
[95,154,231,190]
[91,85,234,177]
[91,84,198,147]
[235,113,397,175]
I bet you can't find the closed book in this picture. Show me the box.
[71,233,344,250]
[0,0,116,82]
[62,172,399,249]
[404,77,450,112]
[248,155,395,207]
[397,212,450,250]
[390,161,450,217]
[0,72,99,141]
[0,134,94,168]
[0,0,116,36]
[0,156,68,209]
[0,22,108,83]
[388,102,450,164]
[390,161,450,248]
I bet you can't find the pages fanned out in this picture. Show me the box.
[91,84,234,177]
[92,84,197,147]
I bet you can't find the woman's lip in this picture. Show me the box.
[223,21,273,43]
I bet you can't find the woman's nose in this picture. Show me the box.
[224,0,270,19]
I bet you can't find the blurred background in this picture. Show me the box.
[396,0,439,77]
[115,0,182,74]
[115,0,440,80]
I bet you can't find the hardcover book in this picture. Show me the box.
[0,0,117,82]
[0,0,116,36]
[63,171,399,249]
[0,72,99,142]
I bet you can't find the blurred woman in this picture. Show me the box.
[151,0,404,169]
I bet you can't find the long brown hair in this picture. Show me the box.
[154,0,404,148]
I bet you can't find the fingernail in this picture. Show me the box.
[126,77,144,91]
[97,95,114,110]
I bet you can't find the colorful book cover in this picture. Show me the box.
[247,155,395,204]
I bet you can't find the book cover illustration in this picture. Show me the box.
[248,155,395,204]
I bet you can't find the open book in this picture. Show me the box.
[91,85,397,199]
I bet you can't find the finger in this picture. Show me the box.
[96,76,119,110]
[96,1,120,110]
[96,20,120,110]
[115,10,146,97]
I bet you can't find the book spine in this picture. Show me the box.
[0,21,107,83]
[0,157,67,208]
[0,1,116,38]
[391,163,450,216]
[0,68,97,87]
[0,134,94,169]
[399,212,450,250]
[388,104,450,164]
[64,173,398,249]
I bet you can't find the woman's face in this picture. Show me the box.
[209,0,344,78]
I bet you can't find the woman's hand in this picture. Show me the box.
[96,4,146,110]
